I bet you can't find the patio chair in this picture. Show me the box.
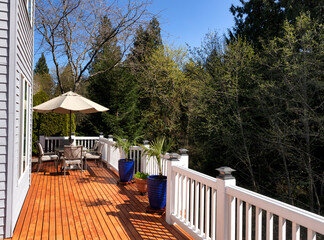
[84,141,104,169]
[35,141,59,173]
[63,145,83,177]
[89,140,99,153]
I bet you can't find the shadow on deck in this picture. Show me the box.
[10,161,193,240]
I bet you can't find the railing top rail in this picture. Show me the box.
[75,136,100,140]
[130,146,143,151]
[42,136,100,139]
[173,165,217,188]
[99,138,113,143]
[42,136,69,140]
[227,185,324,234]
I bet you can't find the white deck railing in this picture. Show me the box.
[98,137,168,176]
[39,134,167,175]
[39,135,324,240]
[165,160,324,240]
[39,134,99,152]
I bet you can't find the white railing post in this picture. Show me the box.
[178,149,189,168]
[216,167,236,240]
[39,134,45,147]
[141,140,149,173]
[71,132,76,145]
[99,132,104,139]
[166,150,188,225]
[106,135,113,167]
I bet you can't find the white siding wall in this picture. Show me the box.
[0,0,34,237]
[10,0,34,229]
[0,0,8,237]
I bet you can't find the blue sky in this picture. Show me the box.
[149,0,241,48]
[34,0,241,69]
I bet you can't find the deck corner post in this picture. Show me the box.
[178,149,189,168]
[106,134,114,167]
[99,132,104,139]
[166,159,176,224]
[216,166,236,240]
[166,150,188,225]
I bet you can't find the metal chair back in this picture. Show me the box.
[64,145,83,160]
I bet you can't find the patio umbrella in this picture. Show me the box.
[33,91,109,141]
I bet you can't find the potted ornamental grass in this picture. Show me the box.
[141,136,173,210]
[134,171,149,194]
[114,136,137,183]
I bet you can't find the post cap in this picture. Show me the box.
[164,153,180,161]
[216,166,236,180]
[108,134,113,138]
[179,149,188,155]
[143,140,149,145]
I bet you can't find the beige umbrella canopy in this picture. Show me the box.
[33,91,109,140]
[33,91,109,114]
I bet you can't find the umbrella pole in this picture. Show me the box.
[69,110,72,144]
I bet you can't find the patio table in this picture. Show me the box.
[55,146,88,173]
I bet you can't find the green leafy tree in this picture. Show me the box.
[260,14,324,212]
[137,45,190,144]
[32,90,76,154]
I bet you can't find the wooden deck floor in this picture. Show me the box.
[9,161,193,240]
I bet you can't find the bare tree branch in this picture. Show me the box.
[35,0,151,93]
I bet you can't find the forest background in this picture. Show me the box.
[33,0,324,215]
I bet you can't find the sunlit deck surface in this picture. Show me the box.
[10,161,193,240]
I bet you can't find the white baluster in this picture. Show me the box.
[307,229,316,240]
[255,207,262,240]
[229,195,236,240]
[246,203,252,240]
[237,198,243,240]
[200,183,205,236]
[279,216,286,240]
[211,188,216,240]
[186,177,190,224]
[205,186,210,239]
[195,180,199,232]
[292,222,300,240]
[266,211,273,240]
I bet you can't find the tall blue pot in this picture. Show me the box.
[118,159,134,182]
[147,175,167,209]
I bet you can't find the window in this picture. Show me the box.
[24,0,34,25]
[19,76,31,178]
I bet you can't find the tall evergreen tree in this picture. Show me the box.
[34,53,49,74]
[228,0,285,48]
[33,53,54,96]
[79,16,142,138]
[129,17,162,64]
[228,0,324,48]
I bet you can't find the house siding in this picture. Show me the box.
[10,0,34,230]
[0,0,8,237]
[1,0,33,237]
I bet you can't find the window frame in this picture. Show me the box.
[19,74,31,180]
[24,0,34,27]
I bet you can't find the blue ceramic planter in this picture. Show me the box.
[118,159,134,182]
[147,175,167,209]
